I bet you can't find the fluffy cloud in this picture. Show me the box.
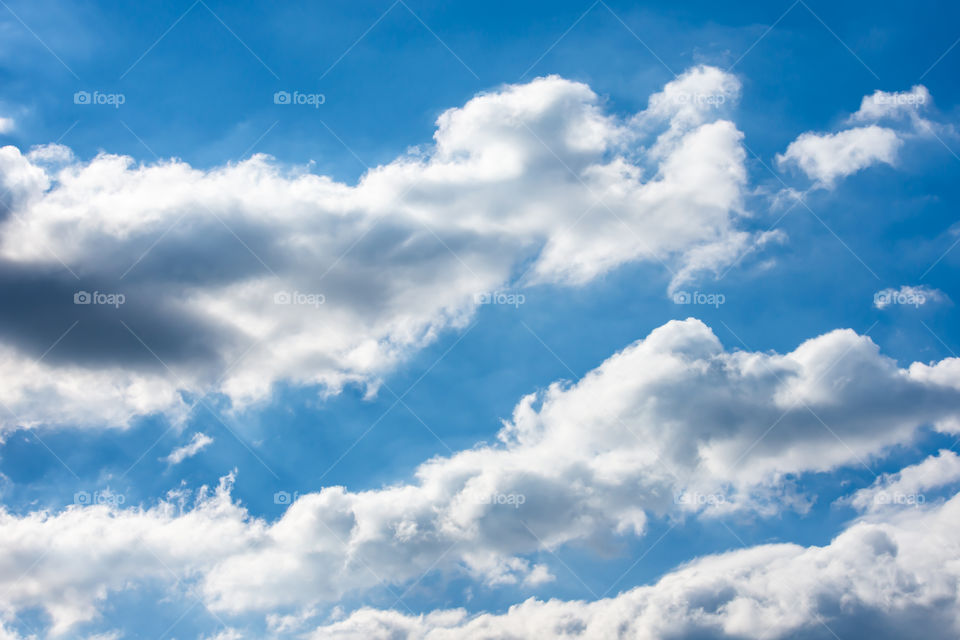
[0,474,258,635]
[776,125,901,187]
[196,319,960,613]
[2,319,960,633]
[777,84,944,187]
[0,66,766,431]
[309,491,960,639]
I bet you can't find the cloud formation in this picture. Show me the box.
[777,125,901,187]
[309,491,960,639]
[0,66,768,431]
[777,85,944,187]
[2,320,959,633]
[194,319,960,613]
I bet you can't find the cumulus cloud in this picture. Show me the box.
[194,319,960,614]
[0,66,769,431]
[162,432,214,465]
[777,84,945,188]
[776,125,901,187]
[873,284,948,309]
[308,491,960,639]
[2,320,960,633]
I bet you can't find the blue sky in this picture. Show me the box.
[1,1,960,638]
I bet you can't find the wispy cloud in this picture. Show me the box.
[163,432,213,465]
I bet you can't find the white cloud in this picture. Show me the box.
[27,142,74,165]
[307,490,960,639]
[0,143,49,212]
[0,66,767,431]
[849,85,933,125]
[267,607,320,635]
[163,432,214,465]
[874,284,947,309]
[0,474,258,635]
[1,320,960,633]
[0,117,13,135]
[777,84,948,188]
[0,344,187,430]
[196,320,960,614]
[844,450,960,513]
[776,125,901,187]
